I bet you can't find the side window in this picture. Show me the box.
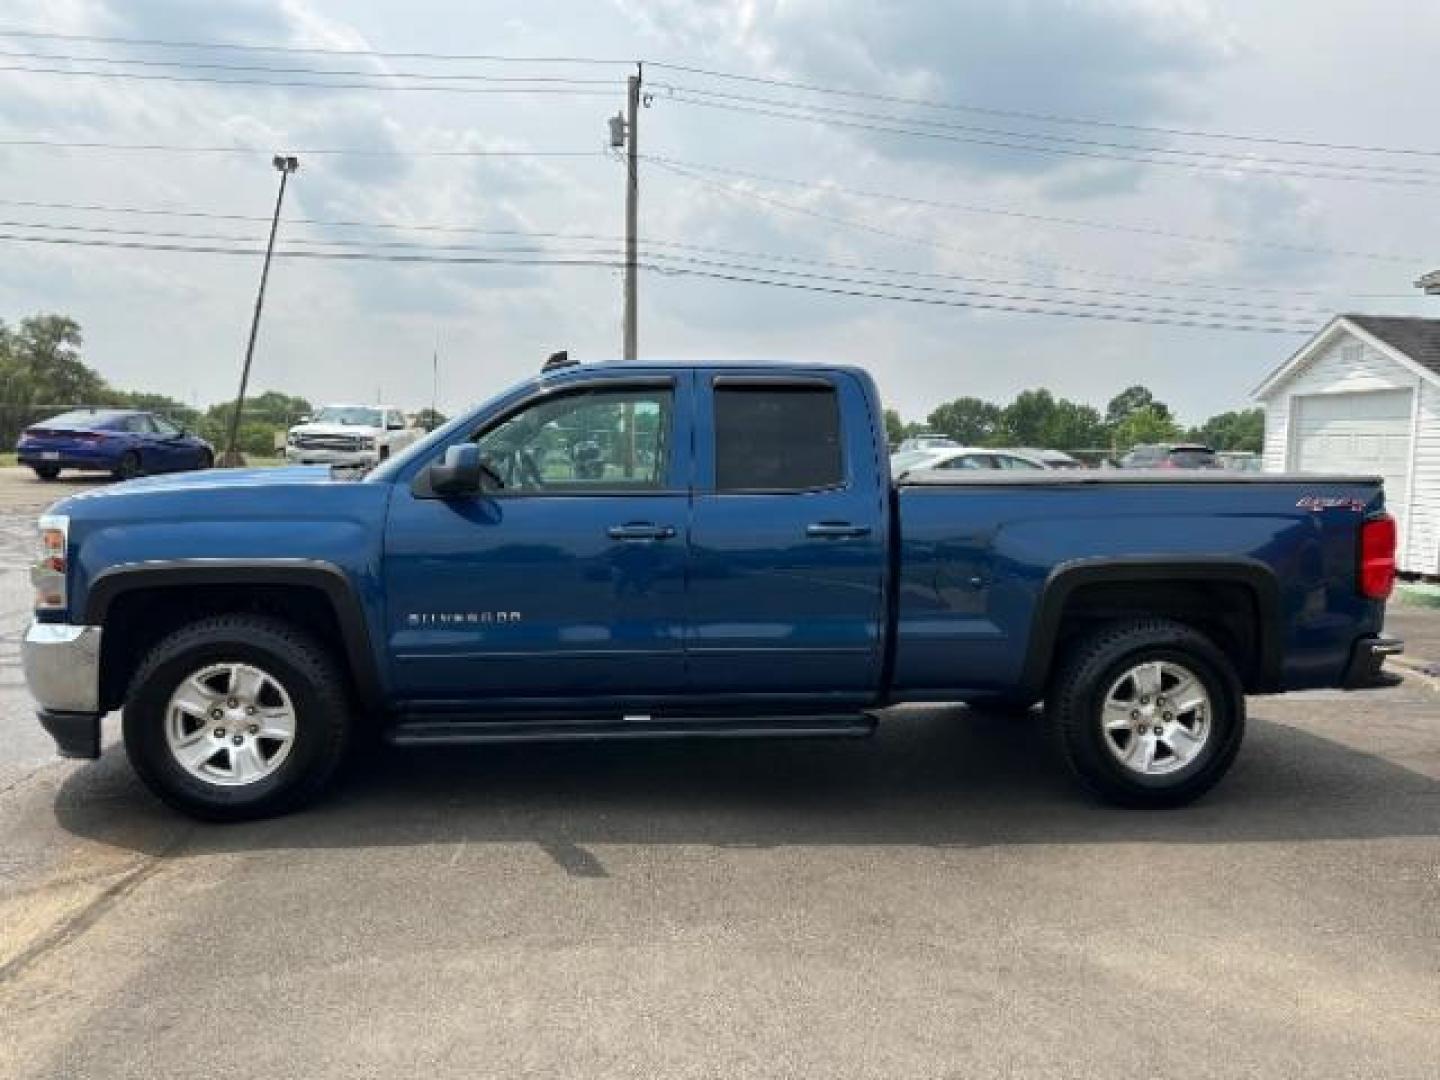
[997,454,1043,470]
[941,454,991,470]
[152,415,180,436]
[124,414,155,434]
[714,384,843,492]
[476,386,671,492]
[388,410,406,430]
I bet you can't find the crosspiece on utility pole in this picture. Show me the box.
[223,153,298,467]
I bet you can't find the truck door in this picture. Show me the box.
[381,374,692,706]
[687,372,888,701]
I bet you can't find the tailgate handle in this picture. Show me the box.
[607,522,676,541]
[806,522,871,539]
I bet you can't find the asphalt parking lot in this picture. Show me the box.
[1,468,1437,1079]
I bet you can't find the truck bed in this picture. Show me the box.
[899,470,1384,487]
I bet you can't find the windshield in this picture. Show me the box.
[313,406,383,427]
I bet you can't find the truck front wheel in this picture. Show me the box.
[1046,619,1244,808]
[123,614,351,821]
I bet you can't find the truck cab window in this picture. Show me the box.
[475,387,672,492]
[714,385,843,491]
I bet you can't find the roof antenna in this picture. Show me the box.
[543,349,576,372]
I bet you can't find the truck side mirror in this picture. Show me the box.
[428,443,482,496]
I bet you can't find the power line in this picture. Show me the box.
[1,28,1428,158]
[0,216,1325,318]
[0,137,608,157]
[657,91,1440,188]
[0,28,631,66]
[0,62,620,95]
[0,229,1321,333]
[653,85,1440,179]
[649,264,1313,335]
[644,155,1422,263]
[645,62,1440,159]
[0,48,620,84]
[0,198,1399,308]
[650,157,1425,298]
[640,250,1318,326]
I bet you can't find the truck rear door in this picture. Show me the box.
[686,372,888,700]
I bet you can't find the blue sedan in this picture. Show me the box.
[16,409,214,481]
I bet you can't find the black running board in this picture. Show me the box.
[386,714,877,746]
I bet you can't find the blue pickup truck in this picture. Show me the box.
[23,359,1403,820]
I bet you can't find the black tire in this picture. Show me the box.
[32,465,61,481]
[113,450,142,481]
[195,449,214,471]
[1046,619,1245,808]
[123,614,352,821]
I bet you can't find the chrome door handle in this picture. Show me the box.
[806,522,871,539]
[606,523,677,541]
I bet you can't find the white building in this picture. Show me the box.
[1253,315,1440,576]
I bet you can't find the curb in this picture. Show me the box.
[1389,655,1440,693]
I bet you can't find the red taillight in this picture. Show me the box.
[1359,514,1397,600]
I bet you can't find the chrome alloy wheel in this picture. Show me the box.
[164,663,297,787]
[1100,660,1212,776]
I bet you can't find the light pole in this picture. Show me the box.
[223,154,298,466]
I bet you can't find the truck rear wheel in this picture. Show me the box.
[1046,619,1244,808]
[123,614,351,821]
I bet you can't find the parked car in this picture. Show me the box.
[15,409,213,481]
[285,404,419,468]
[1007,447,1085,469]
[1121,443,1220,469]
[23,360,1402,821]
[894,433,959,453]
[1218,451,1263,473]
[895,446,1053,478]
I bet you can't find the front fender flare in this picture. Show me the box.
[84,558,383,710]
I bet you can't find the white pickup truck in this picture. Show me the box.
[285,405,420,467]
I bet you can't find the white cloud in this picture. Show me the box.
[0,0,1435,423]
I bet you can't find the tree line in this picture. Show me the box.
[886,383,1263,456]
[0,313,446,456]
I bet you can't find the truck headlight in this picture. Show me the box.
[32,514,68,611]
[357,436,376,450]
[287,431,300,446]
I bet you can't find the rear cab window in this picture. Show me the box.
[713,382,844,492]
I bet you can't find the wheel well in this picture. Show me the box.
[1050,579,1266,691]
[99,583,357,712]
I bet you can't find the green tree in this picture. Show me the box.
[414,407,448,431]
[1190,408,1264,453]
[927,396,1003,445]
[1113,404,1182,452]
[1042,399,1108,452]
[1106,384,1172,427]
[998,389,1059,446]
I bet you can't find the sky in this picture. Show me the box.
[1,0,1437,425]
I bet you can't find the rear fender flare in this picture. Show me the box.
[1019,556,1282,699]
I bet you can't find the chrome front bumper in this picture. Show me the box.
[24,624,104,757]
[285,447,378,467]
[23,622,103,713]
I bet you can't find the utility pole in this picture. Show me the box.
[224,154,298,466]
[622,65,641,361]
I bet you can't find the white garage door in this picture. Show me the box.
[1290,390,1412,511]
